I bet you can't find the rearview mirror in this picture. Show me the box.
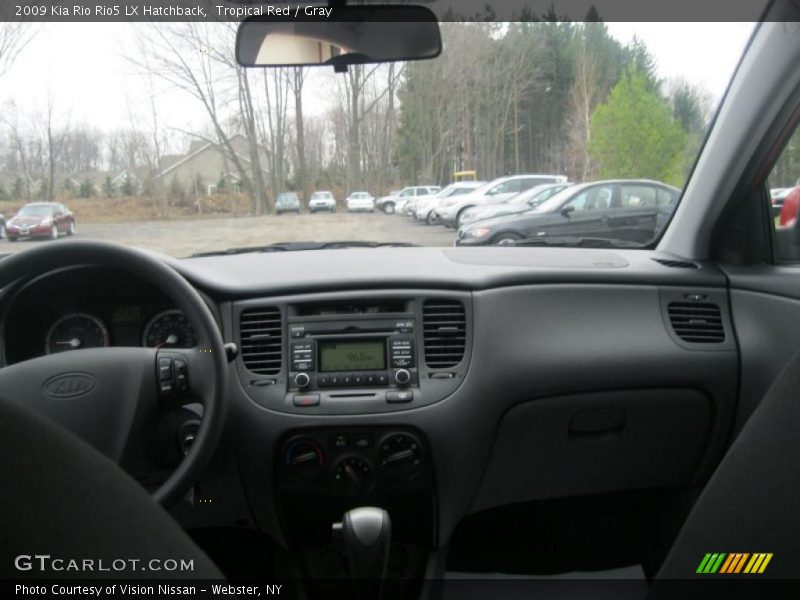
[560,206,576,217]
[237,5,442,68]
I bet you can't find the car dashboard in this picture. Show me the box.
[0,246,748,586]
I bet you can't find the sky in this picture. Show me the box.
[0,22,755,143]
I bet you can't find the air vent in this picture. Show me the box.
[653,258,698,269]
[667,302,725,343]
[423,300,466,368]
[240,307,282,374]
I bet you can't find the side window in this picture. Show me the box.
[400,189,414,197]
[564,193,590,211]
[620,185,657,208]
[489,180,520,195]
[768,125,800,262]
[570,185,614,210]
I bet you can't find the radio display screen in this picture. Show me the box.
[319,340,386,372]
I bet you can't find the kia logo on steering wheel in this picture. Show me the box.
[42,373,97,399]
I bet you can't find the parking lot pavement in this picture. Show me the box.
[0,213,456,258]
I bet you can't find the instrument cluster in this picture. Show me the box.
[2,267,198,365]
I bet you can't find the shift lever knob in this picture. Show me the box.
[332,507,392,600]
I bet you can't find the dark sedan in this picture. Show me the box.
[7,202,76,242]
[456,180,680,246]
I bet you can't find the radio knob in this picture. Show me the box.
[294,372,311,389]
[394,369,411,386]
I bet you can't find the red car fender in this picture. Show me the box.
[779,186,800,226]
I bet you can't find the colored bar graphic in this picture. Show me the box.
[710,553,726,573]
[697,554,712,573]
[702,552,774,575]
[719,554,735,573]
[733,553,749,573]
[758,553,773,573]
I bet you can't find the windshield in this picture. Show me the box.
[17,205,53,217]
[0,21,753,255]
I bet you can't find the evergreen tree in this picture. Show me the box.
[79,178,94,198]
[120,173,134,196]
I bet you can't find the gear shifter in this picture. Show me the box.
[332,507,392,600]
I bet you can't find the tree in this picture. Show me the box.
[62,177,76,197]
[102,175,115,197]
[289,67,308,203]
[79,178,94,198]
[0,182,7,200]
[11,177,23,200]
[130,24,261,211]
[120,173,134,196]
[588,68,688,185]
[0,23,37,78]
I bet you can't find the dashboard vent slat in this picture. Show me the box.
[423,300,466,368]
[240,307,282,374]
[667,302,725,343]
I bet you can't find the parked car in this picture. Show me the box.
[346,191,375,212]
[456,180,680,246]
[308,191,337,213]
[459,183,573,227]
[436,174,568,228]
[413,181,487,224]
[401,188,442,216]
[0,213,5,239]
[375,186,440,215]
[275,192,301,214]
[772,186,796,219]
[6,202,75,242]
[778,186,800,226]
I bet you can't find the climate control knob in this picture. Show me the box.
[283,437,324,481]
[394,369,411,386]
[332,456,374,495]
[294,372,311,389]
[379,433,423,480]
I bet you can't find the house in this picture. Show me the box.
[156,133,269,196]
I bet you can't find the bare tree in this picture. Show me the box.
[129,24,261,210]
[289,67,308,203]
[41,90,71,200]
[565,49,600,181]
[0,23,36,78]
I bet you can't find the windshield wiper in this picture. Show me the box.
[512,236,646,249]
[190,241,416,257]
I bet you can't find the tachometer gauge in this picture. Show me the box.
[142,309,196,349]
[46,313,110,354]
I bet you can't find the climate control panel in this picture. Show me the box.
[279,427,427,495]
[275,426,435,551]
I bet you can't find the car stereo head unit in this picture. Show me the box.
[288,316,417,392]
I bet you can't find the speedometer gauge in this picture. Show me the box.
[46,313,110,354]
[142,309,196,348]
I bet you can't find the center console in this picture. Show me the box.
[233,292,472,415]
[276,426,435,596]
[230,293,471,593]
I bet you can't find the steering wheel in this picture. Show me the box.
[0,240,227,507]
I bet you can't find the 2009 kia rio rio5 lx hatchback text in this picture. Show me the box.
[0,2,799,599]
